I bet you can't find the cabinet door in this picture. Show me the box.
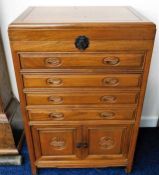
[83,124,132,160]
[31,125,82,162]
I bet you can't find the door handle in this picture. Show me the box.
[76,142,88,148]
[82,142,88,148]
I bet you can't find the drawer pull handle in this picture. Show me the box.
[103,57,120,65]
[48,96,63,104]
[103,77,119,86]
[101,96,117,103]
[75,36,89,51]
[49,112,64,120]
[45,57,61,67]
[100,112,115,119]
[46,78,63,86]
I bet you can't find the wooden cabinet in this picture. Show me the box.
[8,6,156,175]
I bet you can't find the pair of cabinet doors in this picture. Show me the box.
[32,124,132,164]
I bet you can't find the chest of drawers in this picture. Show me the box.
[9,7,156,175]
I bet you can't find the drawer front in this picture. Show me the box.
[28,108,136,121]
[31,125,82,160]
[26,91,139,105]
[20,52,144,69]
[10,40,152,53]
[10,28,155,41]
[23,74,141,88]
[83,124,132,158]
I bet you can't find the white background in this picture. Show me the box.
[0,0,159,127]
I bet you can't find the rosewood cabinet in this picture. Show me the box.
[8,6,156,175]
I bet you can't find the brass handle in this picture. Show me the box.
[101,96,116,103]
[103,77,119,86]
[49,112,64,120]
[100,112,115,119]
[48,96,63,104]
[46,78,63,86]
[103,57,120,65]
[45,57,61,67]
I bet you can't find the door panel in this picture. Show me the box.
[31,125,82,161]
[83,124,132,159]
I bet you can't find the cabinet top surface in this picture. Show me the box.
[11,6,153,27]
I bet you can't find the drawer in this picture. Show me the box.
[28,107,136,121]
[12,40,153,53]
[25,91,139,105]
[23,74,141,88]
[19,52,144,69]
[10,26,155,41]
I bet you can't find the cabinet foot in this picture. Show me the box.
[125,165,132,174]
[33,171,38,175]
[32,167,38,175]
